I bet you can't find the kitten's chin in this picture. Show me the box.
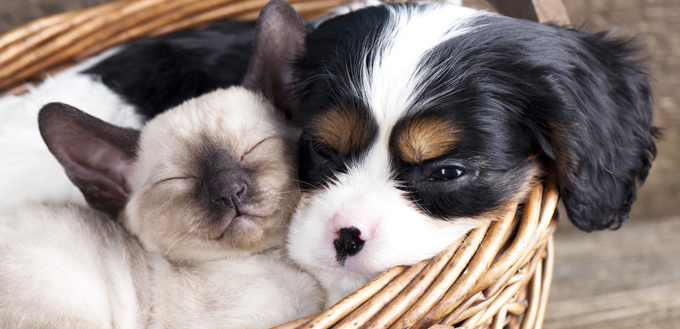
[217,210,290,255]
[209,212,268,241]
[223,209,281,236]
[164,235,285,263]
[149,219,288,263]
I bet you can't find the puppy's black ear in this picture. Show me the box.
[242,0,305,118]
[541,29,658,232]
[38,102,140,217]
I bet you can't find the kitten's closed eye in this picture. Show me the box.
[241,137,274,162]
[154,174,200,185]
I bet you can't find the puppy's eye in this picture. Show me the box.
[427,167,464,181]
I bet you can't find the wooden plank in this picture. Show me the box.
[531,0,570,25]
[486,0,539,21]
[544,214,680,329]
[487,0,570,25]
[546,284,680,329]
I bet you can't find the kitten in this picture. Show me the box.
[0,1,320,328]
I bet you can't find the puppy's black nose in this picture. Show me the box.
[212,179,247,209]
[334,227,365,264]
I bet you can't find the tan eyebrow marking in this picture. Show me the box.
[395,116,461,163]
[312,106,376,153]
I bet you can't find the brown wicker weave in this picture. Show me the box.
[0,1,568,328]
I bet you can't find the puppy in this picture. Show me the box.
[0,16,256,206]
[286,3,658,307]
[0,1,320,327]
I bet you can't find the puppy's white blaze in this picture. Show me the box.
[360,4,480,129]
[324,0,462,23]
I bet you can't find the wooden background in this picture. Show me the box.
[1,0,679,328]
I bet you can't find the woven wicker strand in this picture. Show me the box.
[0,1,565,328]
[416,205,526,328]
[0,1,128,66]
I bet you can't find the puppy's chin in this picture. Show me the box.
[310,265,375,309]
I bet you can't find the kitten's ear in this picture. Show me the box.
[242,0,305,118]
[38,102,140,217]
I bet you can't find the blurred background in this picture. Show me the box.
[1,0,678,328]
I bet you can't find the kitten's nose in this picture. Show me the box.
[212,179,247,209]
[334,226,365,263]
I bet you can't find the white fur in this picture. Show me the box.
[313,0,463,28]
[287,4,488,308]
[359,4,480,121]
[0,205,142,328]
[0,49,143,207]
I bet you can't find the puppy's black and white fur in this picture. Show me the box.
[286,3,657,306]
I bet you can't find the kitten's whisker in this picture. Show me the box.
[165,228,194,255]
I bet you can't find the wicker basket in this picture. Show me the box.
[0,0,567,328]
